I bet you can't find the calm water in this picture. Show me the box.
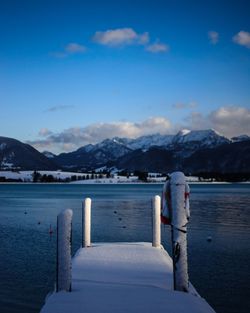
[0,183,250,313]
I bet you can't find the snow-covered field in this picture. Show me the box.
[70,176,140,184]
[0,170,201,183]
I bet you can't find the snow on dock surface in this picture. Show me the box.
[40,242,216,313]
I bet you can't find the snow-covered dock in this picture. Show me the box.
[40,172,217,313]
[40,242,215,313]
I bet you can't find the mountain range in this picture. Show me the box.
[0,129,250,174]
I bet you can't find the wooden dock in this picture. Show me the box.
[40,242,216,313]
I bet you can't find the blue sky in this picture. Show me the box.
[1,0,250,153]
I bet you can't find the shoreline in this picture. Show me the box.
[0,181,250,185]
[1,170,249,185]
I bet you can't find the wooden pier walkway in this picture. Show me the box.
[40,242,216,313]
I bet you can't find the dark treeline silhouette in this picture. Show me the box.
[32,171,104,183]
[133,170,148,182]
[195,172,250,182]
[0,177,22,182]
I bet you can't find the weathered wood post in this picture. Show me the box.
[170,171,190,292]
[56,209,73,292]
[152,195,161,248]
[82,197,91,248]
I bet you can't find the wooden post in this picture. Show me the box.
[82,198,91,248]
[170,171,190,292]
[56,209,73,292]
[152,195,161,248]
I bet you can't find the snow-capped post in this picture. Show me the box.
[169,172,190,292]
[82,198,91,248]
[152,195,161,248]
[56,209,73,292]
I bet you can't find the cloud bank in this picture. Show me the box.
[146,41,169,53]
[209,106,250,136]
[185,106,250,137]
[28,106,250,153]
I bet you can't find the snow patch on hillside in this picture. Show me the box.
[0,143,7,151]
[43,151,55,158]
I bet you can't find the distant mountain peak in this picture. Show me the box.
[210,128,224,136]
[42,151,56,158]
[77,144,94,153]
[0,136,56,170]
[178,129,191,136]
[172,128,230,149]
[231,134,250,142]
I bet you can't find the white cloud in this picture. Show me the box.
[185,106,250,137]
[92,28,149,46]
[233,31,250,48]
[138,117,172,133]
[65,43,86,54]
[28,106,250,153]
[208,31,219,44]
[51,42,87,58]
[209,106,250,136]
[146,41,169,53]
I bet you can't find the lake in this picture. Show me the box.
[0,183,249,313]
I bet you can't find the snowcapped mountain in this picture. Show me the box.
[54,133,175,170]
[93,138,132,158]
[53,129,234,171]
[171,129,230,147]
[116,140,250,174]
[125,134,174,150]
[54,138,132,170]
[2,129,249,173]
[94,129,230,153]
[75,138,131,157]
[76,144,95,153]
[168,129,231,158]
